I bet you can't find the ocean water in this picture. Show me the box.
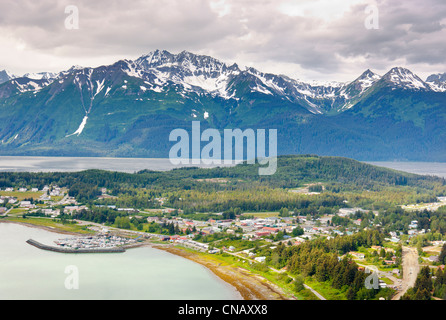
[0,223,242,300]
[0,156,237,173]
[366,161,446,178]
[0,156,444,178]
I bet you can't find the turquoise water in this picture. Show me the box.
[0,223,242,300]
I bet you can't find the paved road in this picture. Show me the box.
[74,219,328,300]
[356,262,402,287]
[392,246,419,300]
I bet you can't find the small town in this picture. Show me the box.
[1,158,445,302]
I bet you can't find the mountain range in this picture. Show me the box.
[1,49,446,161]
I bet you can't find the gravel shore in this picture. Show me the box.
[154,244,293,300]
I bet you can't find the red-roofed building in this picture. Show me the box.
[256,231,272,237]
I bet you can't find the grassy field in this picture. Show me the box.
[304,277,347,300]
[2,216,94,234]
[0,191,44,201]
[6,208,29,216]
[242,212,280,218]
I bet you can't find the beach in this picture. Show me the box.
[154,245,293,300]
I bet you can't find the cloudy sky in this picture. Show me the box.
[0,0,445,82]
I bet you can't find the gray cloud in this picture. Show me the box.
[0,0,445,82]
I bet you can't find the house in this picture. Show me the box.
[338,208,365,217]
[201,227,215,235]
[349,252,365,259]
[255,231,271,237]
[20,201,35,208]
[429,256,439,262]
[43,209,59,216]
[254,257,266,263]
[64,205,88,214]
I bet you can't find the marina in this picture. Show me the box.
[53,233,137,250]
[26,239,126,253]
[25,233,144,254]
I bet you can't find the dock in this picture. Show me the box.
[26,239,126,253]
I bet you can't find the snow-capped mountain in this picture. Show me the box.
[119,50,385,114]
[121,50,242,99]
[0,70,15,84]
[23,71,59,80]
[2,50,446,161]
[425,72,446,92]
[2,50,444,114]
[381,67,430,91]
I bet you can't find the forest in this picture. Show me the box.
[1,155,445,216]
[252,230,394,300]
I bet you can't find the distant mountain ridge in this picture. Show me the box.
[1,50,446,161]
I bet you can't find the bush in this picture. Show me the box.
[293,275,305,292]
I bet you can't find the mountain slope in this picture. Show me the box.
[0,50,446,161]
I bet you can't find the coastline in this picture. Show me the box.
[153,244,294,300]
[0,219,82,236]
[1,220,292,300]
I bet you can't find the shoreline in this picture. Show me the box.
[1,220,292,300]
[154,244,293,300]
[0,219,83,236]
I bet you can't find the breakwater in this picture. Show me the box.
[26,239,126,253]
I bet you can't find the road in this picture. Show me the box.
[392,246,419,300]
[355,262,402,289]
[224,249,327,300]
[64,218,328,300]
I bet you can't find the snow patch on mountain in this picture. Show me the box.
[426,72,446,92]
[383,67,429,90]
[94,79,105,98]
[66,116,88,137]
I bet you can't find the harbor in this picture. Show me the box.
[26,239,126,253]
[53,233,136,250]
[25,233,141,254]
